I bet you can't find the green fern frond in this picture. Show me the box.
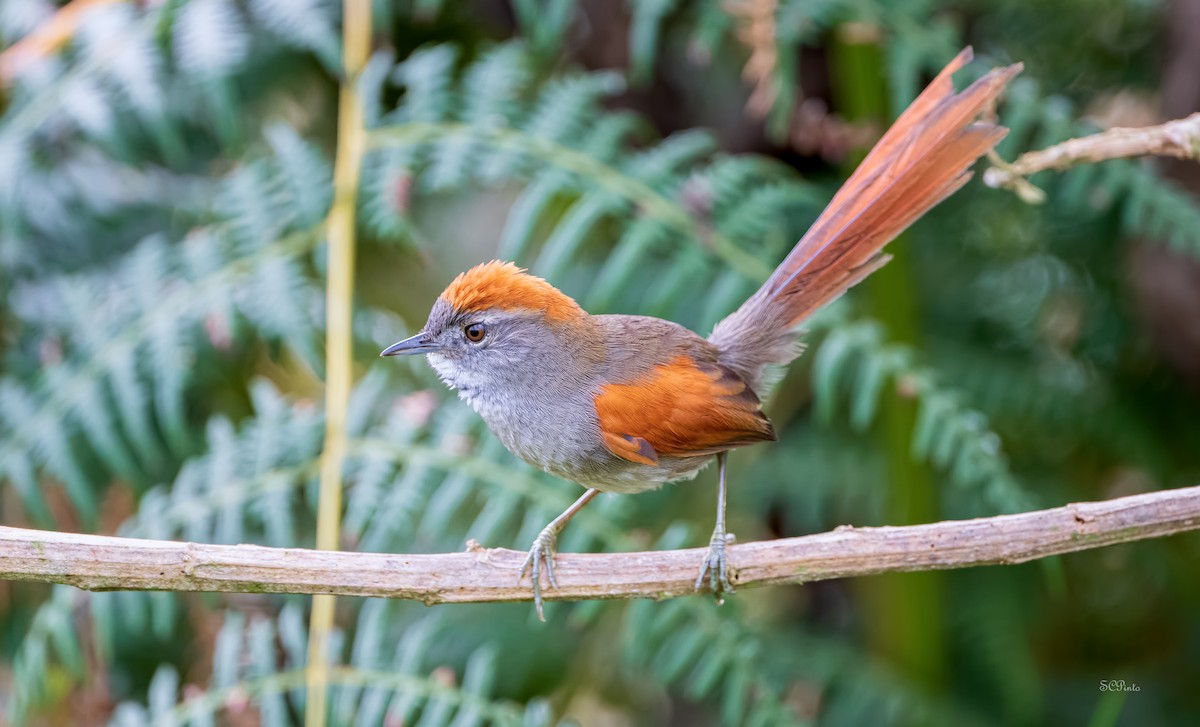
[4,587,86,725]
[627,0,681,86]
[0,228,319,523]
[0,0,338,268]
[107,609,535,727]
[0,130,330,524]
[619,528,982,726]
[173,0,251,80]
[5,372,633,722]
[1116,163,1200,257]
[811,317,1031,515]
[366,41,835,326]
[928,341,1171,476]
[247,0,340,71]
[369,43,782,281]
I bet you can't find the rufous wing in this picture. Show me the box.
[595,356,776,464]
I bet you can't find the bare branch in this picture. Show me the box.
[984,112,1200,203]
[1,486,1197,604]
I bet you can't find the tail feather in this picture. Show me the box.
[710,48,1021,391]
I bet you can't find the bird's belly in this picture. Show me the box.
[462,389,711,494]
[537,449,712,494]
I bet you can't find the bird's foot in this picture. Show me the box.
[518,525,560,621]
[694,530,736,603]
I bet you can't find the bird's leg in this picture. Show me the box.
[695,452,734,601]
[519,487,600,621]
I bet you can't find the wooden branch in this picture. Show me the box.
[1,486,1197,604]
[984,112,1200,203]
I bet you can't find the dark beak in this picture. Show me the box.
[380,332,439,357]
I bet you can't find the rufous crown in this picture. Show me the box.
[440,260,583,323]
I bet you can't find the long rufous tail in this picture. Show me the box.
[709,47,1021,391]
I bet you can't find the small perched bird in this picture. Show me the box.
[383,49,1020,619]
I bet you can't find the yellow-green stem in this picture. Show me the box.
[305,2,371,726]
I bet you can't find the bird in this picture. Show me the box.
[382,48,1021,620]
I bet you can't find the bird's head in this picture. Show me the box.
[380,260,587,392]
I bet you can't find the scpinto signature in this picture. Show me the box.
[1099,680,1140,692]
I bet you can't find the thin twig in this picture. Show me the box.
[984,112,1200,203]
[2,486,1197,603]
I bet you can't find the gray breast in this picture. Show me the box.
[457,382,709,493]
[426,313,717,494]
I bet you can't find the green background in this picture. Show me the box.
[1,1,1198,725]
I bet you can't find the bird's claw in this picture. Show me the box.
[518,526,560,621]
[694,530,736,603]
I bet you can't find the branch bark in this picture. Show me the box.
[984,112,1200,203]
[2,486,1197,604]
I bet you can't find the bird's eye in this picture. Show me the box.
[463,323,487,343]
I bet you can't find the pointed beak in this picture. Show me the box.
[380,332,439,357]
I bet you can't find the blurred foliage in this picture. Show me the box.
[1,0,1199,725]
